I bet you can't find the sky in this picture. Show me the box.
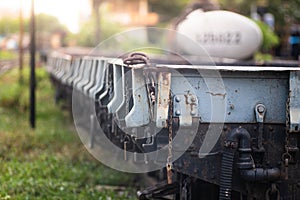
[0,0,91,33]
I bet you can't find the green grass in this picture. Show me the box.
[0,50,17,60]
[0,67,137,199]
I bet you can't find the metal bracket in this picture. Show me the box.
[156,72,171,128]
[107,64,125,114]
[173,94,199,127]
[255,104,266,123]
[254,104,266,152]
[290,71,300,132]
[89,59,107,99]
[125,68,150,128]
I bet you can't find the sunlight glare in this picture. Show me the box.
[0,0,91,33]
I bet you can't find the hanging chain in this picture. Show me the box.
[286,91,291,145]
[282,91,292,179]
[167,90,173,184]
[283,91,291,159]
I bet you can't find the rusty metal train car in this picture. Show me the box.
[46,10,300,200]
[46,49,300,200]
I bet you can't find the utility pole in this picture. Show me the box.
[29,0,36,128]
[92,0,101,44]
[19,0,24,82]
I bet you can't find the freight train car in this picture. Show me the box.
[46,10,300,200]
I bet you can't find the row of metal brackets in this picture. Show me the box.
[48,52,300,132]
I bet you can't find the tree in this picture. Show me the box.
[0,14,68,36]
[218,0,255,14]
[0,17,29,35]
[35,14,69,49]
[218,0,300,56]
[73,16,123,47]
[218,0,300,27]
[148,0,190,23]
[36,14,68,34]
[91,0,102,44]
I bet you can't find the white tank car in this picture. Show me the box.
[175,10,263,60]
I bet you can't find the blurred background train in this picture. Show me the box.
[46,1,300,200]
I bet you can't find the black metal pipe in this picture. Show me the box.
[225,127,281,181]
[240,168,281,182]
[219,127,254,200]
[225,127,253,169]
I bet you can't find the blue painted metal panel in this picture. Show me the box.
[171,71,288,123]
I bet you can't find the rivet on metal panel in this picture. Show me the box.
[190,110,196,116]
[173,94,199,127]
[257,105,266,113]
[269,126,274,132]
[175,96,181,102]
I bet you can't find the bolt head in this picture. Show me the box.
[257,105,265,113]
[190,110,196,116]
[191,97,196,102]
[175,110,181,115]
[175,96,181,102]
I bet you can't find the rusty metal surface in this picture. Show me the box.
[156,72,171,128]
[47,50,300,199]
[173,94,198,127]
[171,70,289,123]
[289,71,300,132]
[172,123,299,199]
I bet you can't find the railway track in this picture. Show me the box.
[0,59,18,75]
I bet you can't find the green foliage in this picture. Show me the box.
[0,69,24,108]
[0,17,29,35]
[0,67,136,199]
[255,20,279,52]
[148,0,190,23]
[73,17,123,47]
[219,0,300,27]
[36,14,68,34]
[219,0,256,14]
[268,0,300,25]
[0,14,68,35]
[254,52,273,62]
[72,19,96,47]
[0,50,17,60]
